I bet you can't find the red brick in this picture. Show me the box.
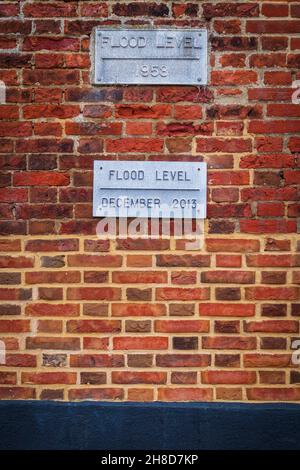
[156,287,210,301]
[154,320,209,333]
[249,120,300,134]
[65,121,122,136]
[156,354,211,367]
[216,255,242,267]
[157,86,213,103]
[0,240,20,254]
[201,270,255,284]
[126,255,152,267]
[248,88,292,102]
[261,37,288,51]
[0,188,28,203]
[267,104,300,117]
[106,138,163,153]
[0,256,34,268]
[67,287,121,301]
[112,304,166,317]
[23,37,79,52]
[126,122,152,135]
[81,3,108,17]
[257,202,284,217]
[209,171,249,185]
[24,2,77,17]
[291,4,300,17]
[83,338,109,350]
[246,254,292,267]
[206,239,259,252]
[26,337,80,350]
[265,238,290,252]
[199,304,255,317]
[202,371,256,384]
[67,254,122,267]
[264,72,292,86]
[259,371,286,385]
[112,2,169,17]
[112,371,166,385]
[284,170,300,185]
[116,104,171,119]
[171,271,197,284]
[262,4,288,17]
[0,122,32,137]
[244,320,298,333]
[244,354,291,368]
[212,70,257,85]
[66,320,121,333]
[34,123,62,137]
[24,105,80,119]
[26,271,80,284]
[25,304,79,317]
[24,70,79,86]
[213,19,241,34]
[211,188,239,202]
[291,39,300,50]
[0,387,36,400]
[247,20,300,34]
[0,320,30,333]
[171,372,197,384]
[0,372,17,385]
[247,388,300,401]
[14,172,69,186]
[157,254,210,267]
[203,336,256,350]
[174,105,202,119]
[245,287,299,300]
[158,388,213,401]
[25,239,78,252]
[113,337,168,350]
[240,219,296,234]
[22,372,76,385]
[38,320,62,333]
[172,3,198,17]
[70,354,124,368]
[289,138,300,152]
[112,271,167,284]
[68,388,124,400]
[197,138,252,153]
[216,121,244,136]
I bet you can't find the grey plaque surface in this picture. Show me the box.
[93,161,207,219]
[93,28,207,85]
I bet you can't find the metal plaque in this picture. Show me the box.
[93,161,207,219]
[92,28,207,85]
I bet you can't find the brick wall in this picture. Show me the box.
[0,1,300,402]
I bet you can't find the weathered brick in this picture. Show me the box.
[0,2,299,405]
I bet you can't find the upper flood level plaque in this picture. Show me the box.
[92,28,208,85]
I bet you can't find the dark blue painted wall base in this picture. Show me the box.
[0,401,300,450]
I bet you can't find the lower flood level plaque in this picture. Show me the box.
[93,161,207,219]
